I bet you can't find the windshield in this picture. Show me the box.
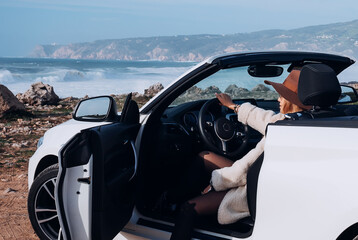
[171,64,290,106]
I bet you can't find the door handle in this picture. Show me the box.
[77,177,91,184]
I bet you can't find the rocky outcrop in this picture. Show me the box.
[144,82,164,97]
[224,84,250,96]
[252,84,270,92]
[172,83,279,105]
[17,82,60,106]
[0,85,26,117]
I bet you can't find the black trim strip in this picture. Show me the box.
[271,118,358,128]
[137,218,231,240]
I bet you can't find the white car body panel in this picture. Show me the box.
[253,125,358,239]
[28,119,111,188]
[58,160,92,239]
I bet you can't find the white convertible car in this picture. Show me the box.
[27,51,358,240]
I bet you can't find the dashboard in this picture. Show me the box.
[160,98,278,155]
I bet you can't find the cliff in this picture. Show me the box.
[29,20,358,61]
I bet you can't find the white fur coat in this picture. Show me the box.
[211,102,285,224]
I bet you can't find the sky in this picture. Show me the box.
[0,0,358,57]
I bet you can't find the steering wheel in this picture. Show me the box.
[198,98,249,158]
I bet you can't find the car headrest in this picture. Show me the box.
[298,64,341,108]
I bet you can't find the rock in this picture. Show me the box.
[17,174,27,179]
[3,188,17,194]
[252,84,270,92]
[202,86,221,95]
[144,83,164,97]
[224,84,250,97]
[11,143,21,149]
[186,86,203,95]
[132,92,141,98]
[17,82,60,106]
[0,84,26,117]
[224,84,240,94]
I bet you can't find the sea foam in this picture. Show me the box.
[0,58,195,98]
[0,69,15,83]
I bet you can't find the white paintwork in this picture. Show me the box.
[28,119,110,188]
[253,125,358,240]
[56,158,92,240]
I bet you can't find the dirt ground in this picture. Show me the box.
[0,101,73,240]
[0,95,151,239]
[0,168,38,240]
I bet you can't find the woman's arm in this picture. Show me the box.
[237,102,284,135]
[215,93,284,134]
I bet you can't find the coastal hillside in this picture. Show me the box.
[30,20,358,61]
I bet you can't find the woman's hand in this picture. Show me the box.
[215,93,237,111]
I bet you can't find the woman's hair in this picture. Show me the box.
[281,98,304,114]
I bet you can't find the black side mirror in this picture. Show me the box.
[338,85,358,104]
[73,96,118,122]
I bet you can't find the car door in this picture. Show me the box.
[56,95,141,240]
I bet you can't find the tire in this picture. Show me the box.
[28,164,60,240]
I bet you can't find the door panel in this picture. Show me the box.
[57,122,140,240]
[90,123,140,240]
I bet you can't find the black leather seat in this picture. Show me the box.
[286,63,345,119]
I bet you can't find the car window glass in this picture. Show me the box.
[170,64,290,106]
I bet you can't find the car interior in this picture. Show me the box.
[130,61,358,239]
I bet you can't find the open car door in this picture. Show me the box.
[56,94,140,240]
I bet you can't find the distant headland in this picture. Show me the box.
[29,20,358,61]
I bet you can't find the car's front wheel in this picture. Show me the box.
[28,164,60,240]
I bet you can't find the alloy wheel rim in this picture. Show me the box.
[34,177,60,239]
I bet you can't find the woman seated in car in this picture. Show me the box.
[170,67,312,240]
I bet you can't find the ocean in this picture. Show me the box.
[0,58,196,98]
[0,57,357,98]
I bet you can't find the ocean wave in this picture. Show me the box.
[0,69,15,83]
[35,75,62,83]
[126,66,192,75]
[0,60,195,97]
[63,70,85,81]
[33,69,107,83]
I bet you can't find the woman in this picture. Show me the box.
[170,68,311,240]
